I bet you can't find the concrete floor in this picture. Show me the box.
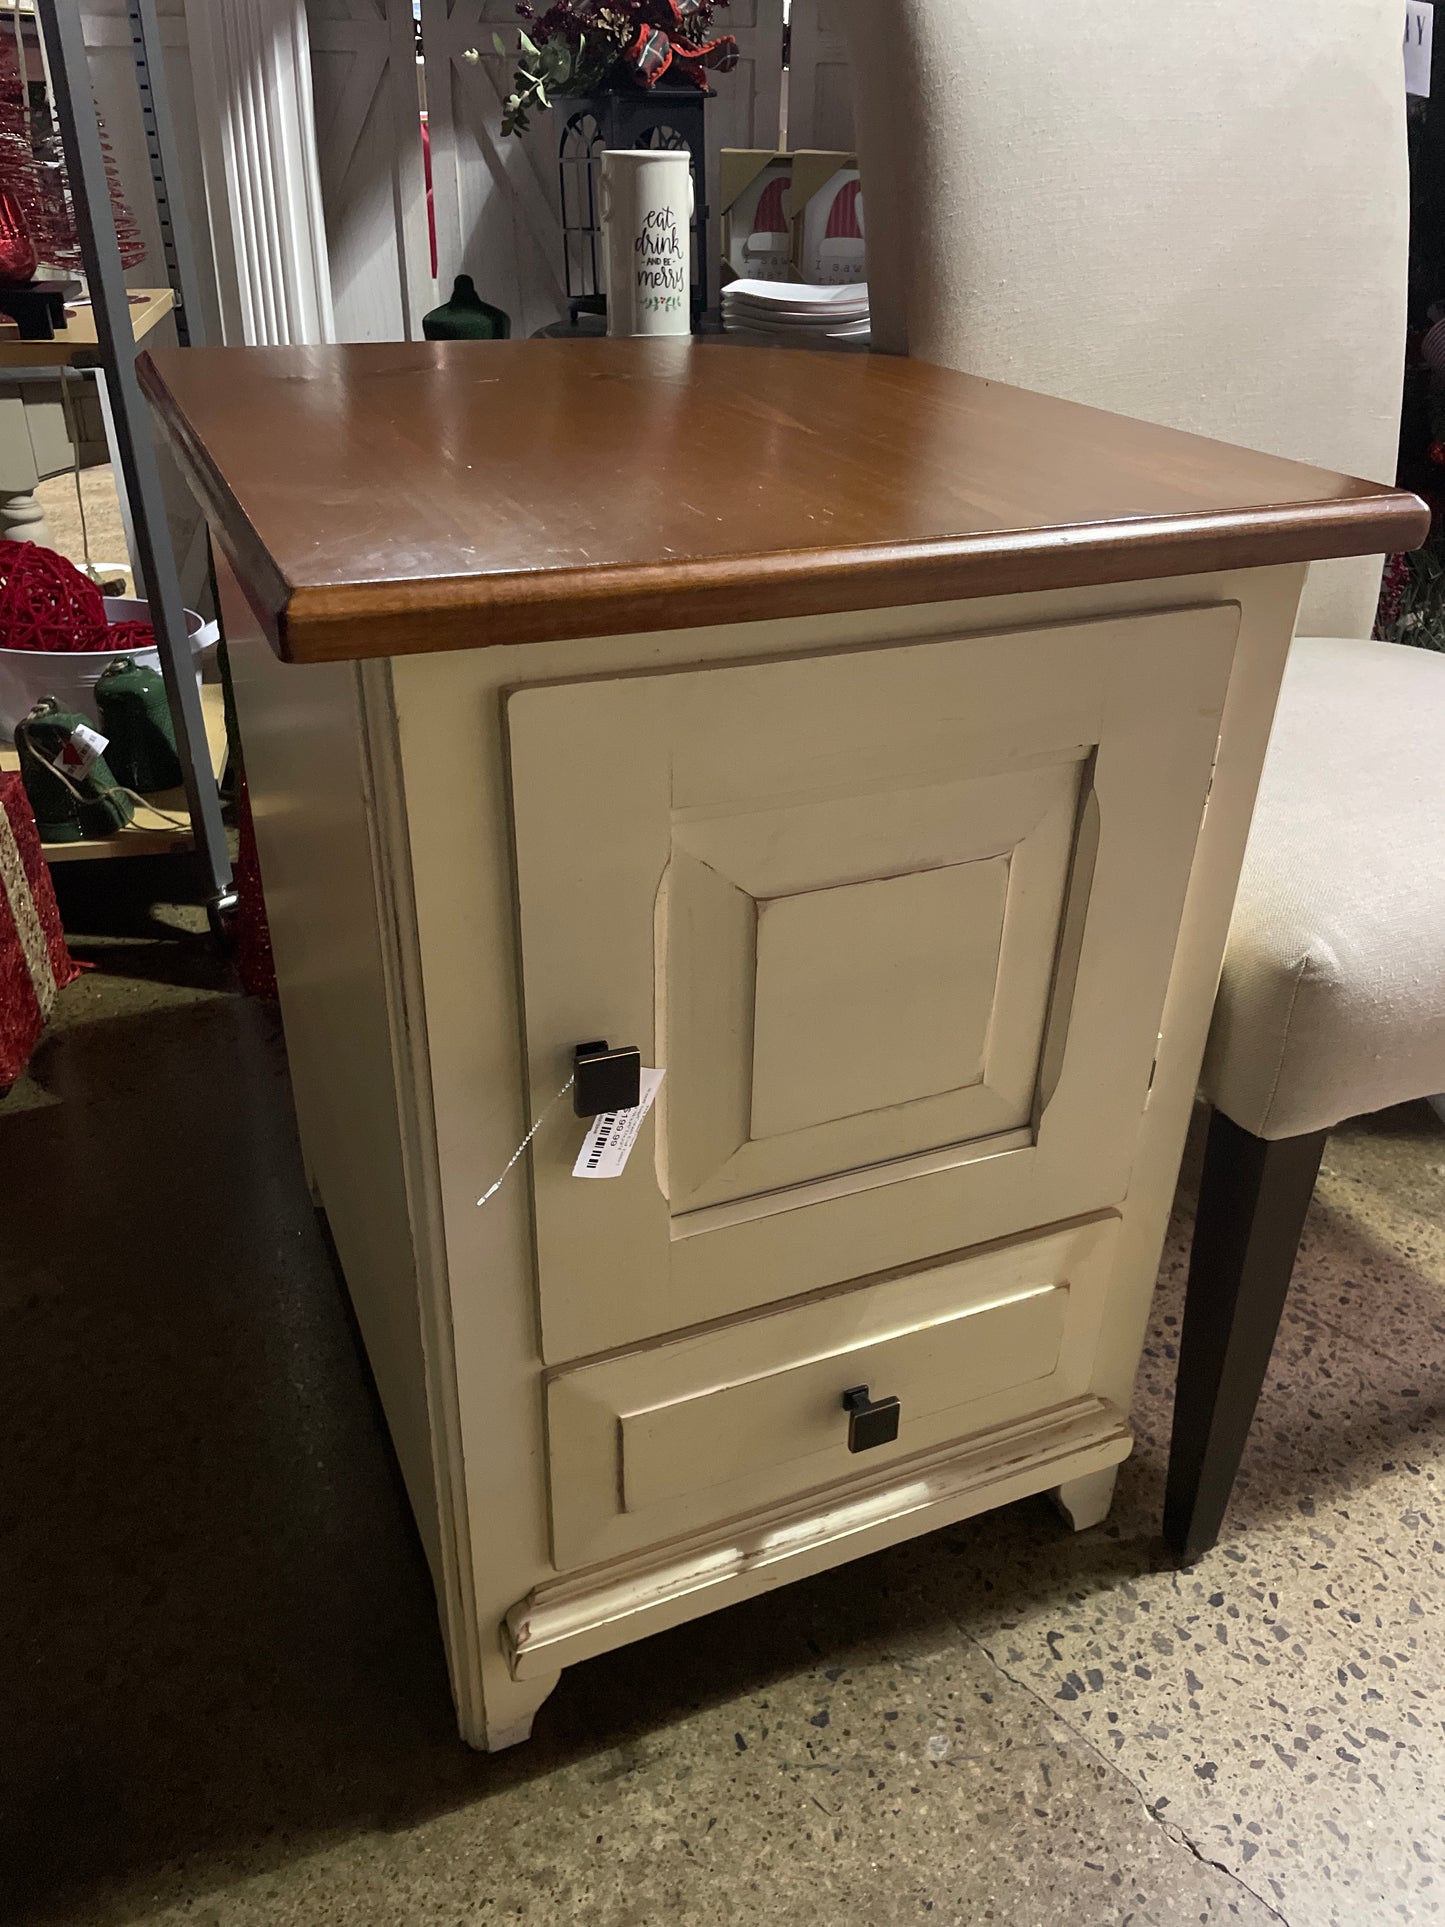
[3,863,1445,1926]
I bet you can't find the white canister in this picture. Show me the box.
[601,149,694,338]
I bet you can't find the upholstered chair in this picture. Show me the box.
[840,0,1445,1561]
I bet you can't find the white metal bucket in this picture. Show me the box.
[0,597,219,745]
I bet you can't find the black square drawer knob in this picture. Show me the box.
[841,1385,902,1453]
[573,1040,642,1118]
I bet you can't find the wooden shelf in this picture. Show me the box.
[0,287,175,369]
[0,681,227,862]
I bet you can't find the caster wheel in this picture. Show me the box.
[207,886,240,947]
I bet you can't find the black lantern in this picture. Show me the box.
[557,84,711,327]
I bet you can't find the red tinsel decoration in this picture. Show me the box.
[0,540,108,652]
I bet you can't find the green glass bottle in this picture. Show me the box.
[16,697,132,842]
[422,274,512,341]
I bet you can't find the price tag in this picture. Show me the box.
[1407,3,1433,96]
[60,722,108,779]
[573,1068,664,1179]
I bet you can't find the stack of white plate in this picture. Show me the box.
[720,279,870,346]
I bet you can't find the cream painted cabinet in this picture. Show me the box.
[140,338,1427,1749]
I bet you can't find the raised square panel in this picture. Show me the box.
[750,859,1008,1139]
[662,762,1081,1212]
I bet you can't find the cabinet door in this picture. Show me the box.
[508,606,1237,1361]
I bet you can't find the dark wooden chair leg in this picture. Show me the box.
[1163,1108,1328,1564]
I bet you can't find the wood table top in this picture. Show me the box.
[138,340,1429,664]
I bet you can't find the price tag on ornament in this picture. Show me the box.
[1407,3,1433,96]
[60,723,108,780]
[573,1068,665,1179]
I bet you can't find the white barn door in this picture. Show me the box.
[420,0,566,340]
[80,2,222,340]
[786,0,854,150]
[713,1,784,156]
[707,0,784,295]
[308,0,432,342]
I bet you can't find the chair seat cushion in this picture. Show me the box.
[1202,634,1445,1140]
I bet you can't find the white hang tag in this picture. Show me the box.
[61,723,108,779]
[1407,3,1433,96]
[573,1068,665,1180]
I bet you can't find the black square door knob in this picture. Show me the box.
[573,1041,642,1118]
[841,1385,902,1453]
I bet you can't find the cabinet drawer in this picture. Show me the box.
[546,1213,1118,1572]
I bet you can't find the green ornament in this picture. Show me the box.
[422,274,512,342]
[95,655,183,793]
[16,696,132,843]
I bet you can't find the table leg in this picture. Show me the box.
[0,488,51,545]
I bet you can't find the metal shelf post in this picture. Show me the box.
[127,0,207,347]
[35,0,233,913]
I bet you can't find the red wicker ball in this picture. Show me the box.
[106,618,156,652]
[0,540,109,652]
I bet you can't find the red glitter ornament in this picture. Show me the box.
[0,190,36,281]
[0,540,109,652]
[0,32,145,278]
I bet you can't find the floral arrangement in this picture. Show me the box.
[497,0,737,137]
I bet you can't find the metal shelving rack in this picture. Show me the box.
[32,0,233,921]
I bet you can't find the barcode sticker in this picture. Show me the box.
[61,723,108,779]
[572,1067,665,1180]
